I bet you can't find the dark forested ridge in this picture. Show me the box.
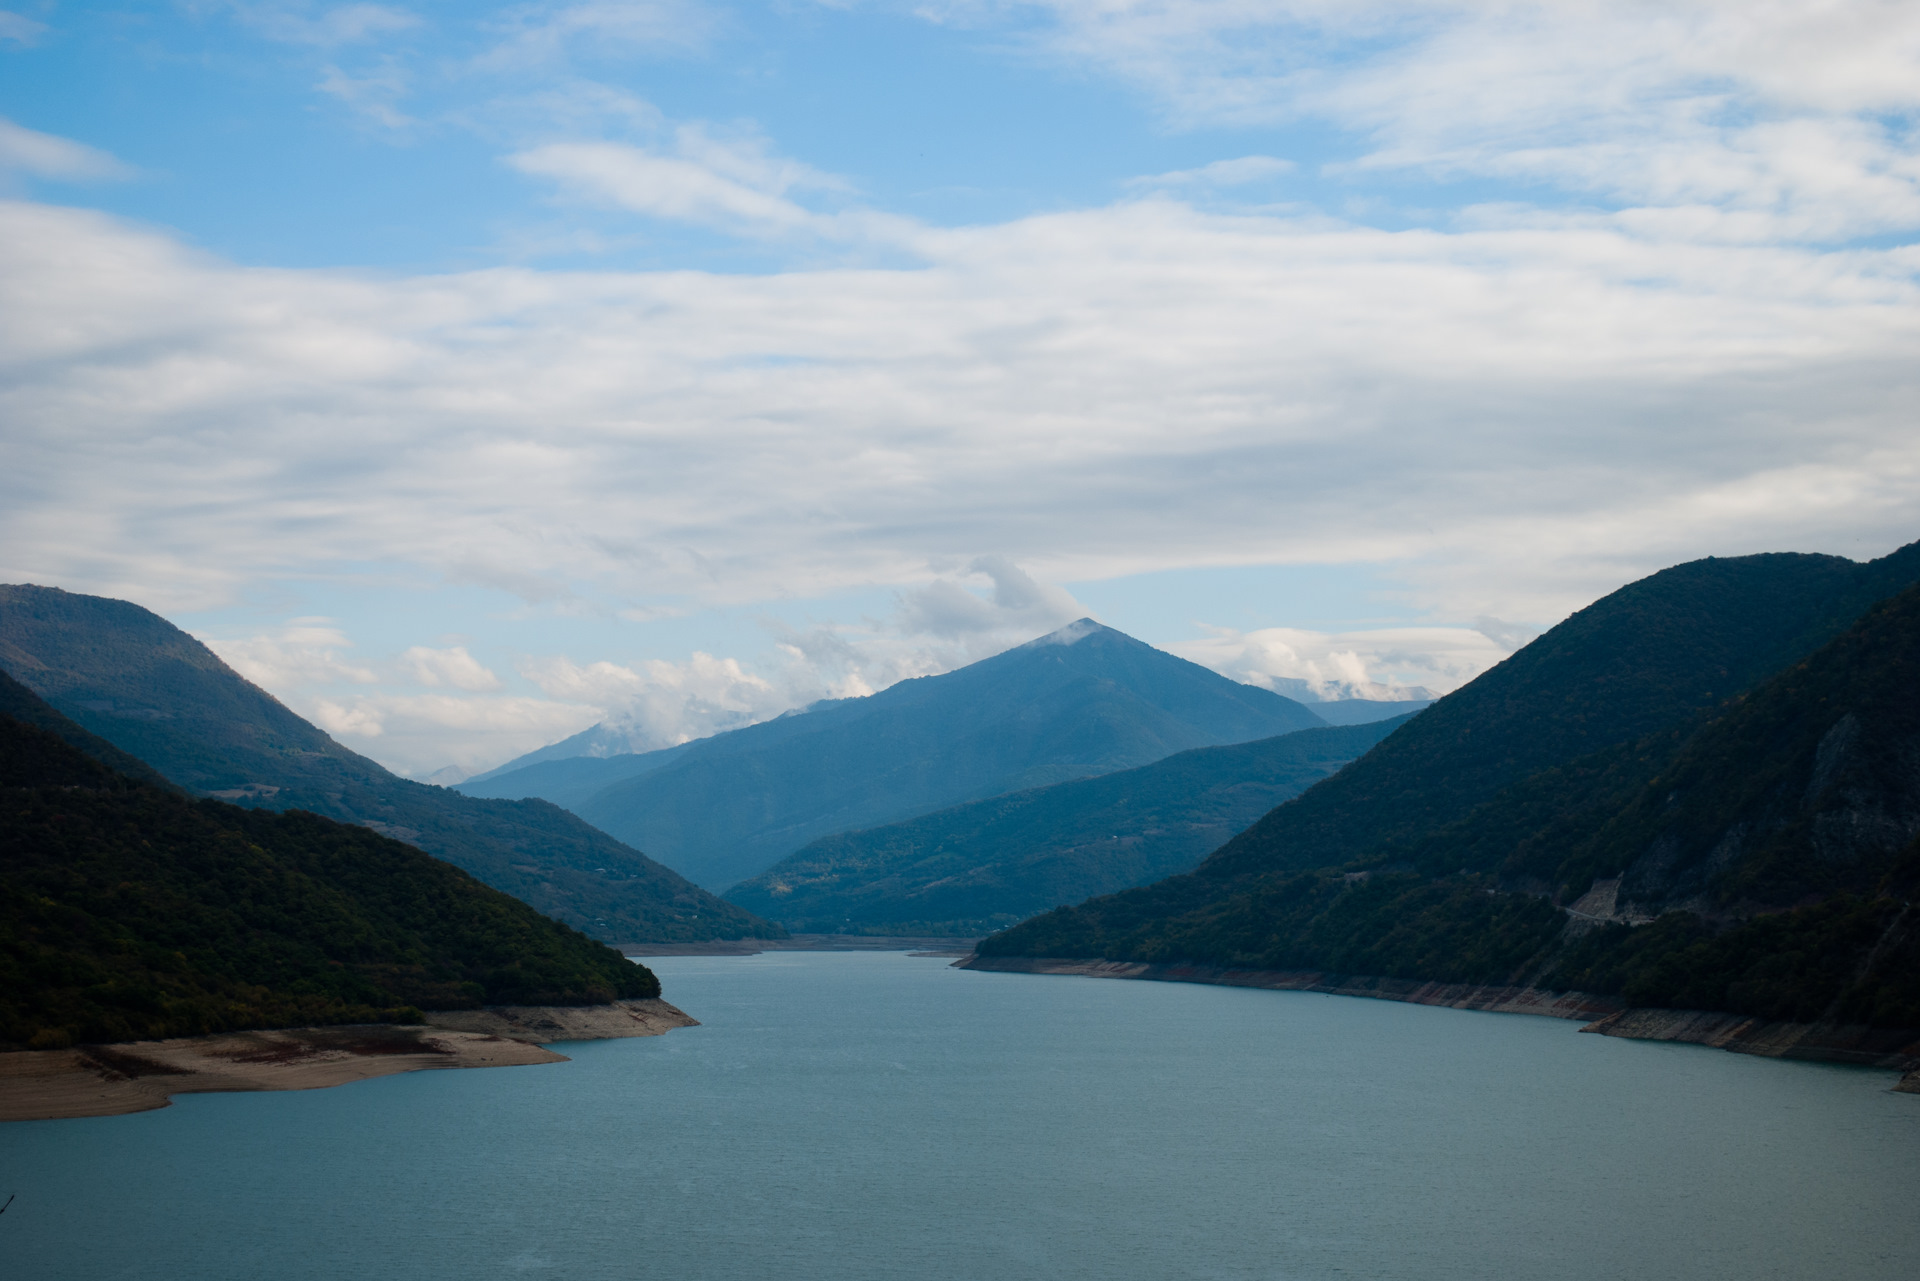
[0,669,178,791]
[471,619,1329,890]
[0,697,659,1050]
[728,716,1414,936]
[981,546,1920,1030]
[0,585,778,944]
[1203,546,1920,881]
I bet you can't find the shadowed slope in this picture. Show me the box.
[0,689,658,1050]
[730,716,1414,936]
[0,585,779,944]
[1203,546,1920,882]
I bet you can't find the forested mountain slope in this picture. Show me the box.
[0,585,776,944]
[1204,545,1920,881]
[0,692,658,1050]
[473,619,1328,889]
[0,669,177,791]
[981,546,1920,1030]
[729,716,1414,937]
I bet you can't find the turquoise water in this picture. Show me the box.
[4,951,1919,1280]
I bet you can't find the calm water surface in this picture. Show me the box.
[4,951,1919,1280]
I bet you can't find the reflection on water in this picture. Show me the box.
[4,951,1919,1281]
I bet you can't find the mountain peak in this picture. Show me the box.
[1021,617,1112,648]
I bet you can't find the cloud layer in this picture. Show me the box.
[4,190,1913,630]
[1169,623,1522,702]
[4,1,1918,772]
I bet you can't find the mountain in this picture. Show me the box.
[468,619,1328,889]
[466,694,1423,789]
[0,668,178,791]
[1203,547,1920,881]
[463,741,699,812]
[464,720,676,784]
[979,544,1920,1030]
[727,715,1416,936]
[1304,698,1432,726]
[0,585,779,945]
[0,688,658,1050]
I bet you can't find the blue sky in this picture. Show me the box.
[4,1,1918,776]
[1,2,1459,271]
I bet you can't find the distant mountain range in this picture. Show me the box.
[0,585,776,945]
[727,715,1415,936]
[0,674,656,1051]
[463,690,1425,786]
[464,619,1333,889]
[979,543,1920,1032]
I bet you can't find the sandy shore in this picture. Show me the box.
[1581,1007,1920,1092]
[957,954,1626,1019]
[958,955,1920,1093]
[0,998,697,1123]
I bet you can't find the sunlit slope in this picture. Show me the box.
[473,619,1327,890]
[728,716,1414,937]
[982,547,1920,1030]
[0,585,778,944]
[0,687,658,1050]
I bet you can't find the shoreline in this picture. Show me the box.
[0,998,698,1123]
[957,955,1920,1093]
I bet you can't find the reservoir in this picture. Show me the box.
[4,951,1919,1280]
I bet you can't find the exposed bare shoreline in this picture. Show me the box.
[0,998,698,1123]
[957,955,1920,1094]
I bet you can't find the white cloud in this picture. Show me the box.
[0,11,46,45]
[895,557,1086,641]
[478,0,719,69]
[521,650,789,750]
[401,645,504,690]
[311,697,388,736]
[519,655,649,703]
[512,139,818,233]
[506,127,912,242]
[950,0,1920,242]
[223,2,421,46]
[2,5,1913,776]
[201,620,594,773]
[2,190,1916,637]
[1170,624,1511,701]
[1472,616,1540,654]
[0,119,132,182]
[499,564,1086,755]
[1128,155,1295,189]
[202,618,380,689]
[317,63,416,129]
[310,691,602,774]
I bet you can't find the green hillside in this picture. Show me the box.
[1204,547,1920,881]
[728,716,1413,936]
[0,585,779,944]
[0,669,180,793]
[0,696,659,1051]
[981,547,1920,1029]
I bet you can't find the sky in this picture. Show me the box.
[2,1,1917,780]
